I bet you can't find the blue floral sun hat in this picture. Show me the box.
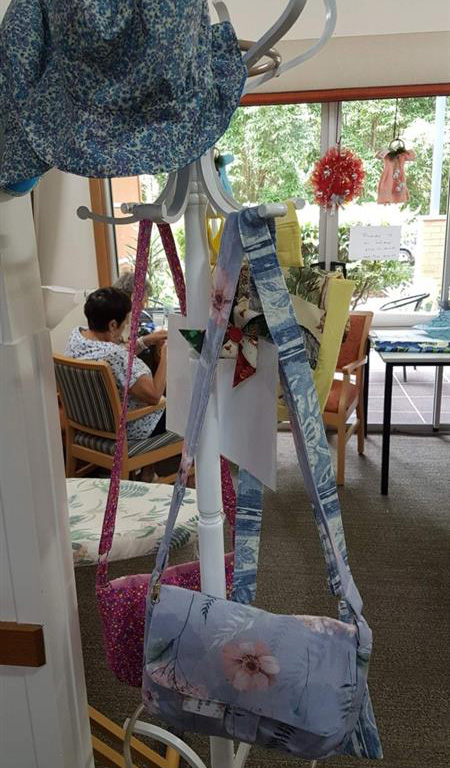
[0,0,247,193]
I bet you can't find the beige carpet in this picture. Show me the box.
[75,432,450,767]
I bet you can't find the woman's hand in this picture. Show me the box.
[141,329,168,348]
[130,341,167,405]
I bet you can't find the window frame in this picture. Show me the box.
[92,83,450,285]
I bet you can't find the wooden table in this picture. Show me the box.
[378,351,450,495]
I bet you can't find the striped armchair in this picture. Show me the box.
[54,354,184,482]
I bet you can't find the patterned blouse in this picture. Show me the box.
[65,327,163,441]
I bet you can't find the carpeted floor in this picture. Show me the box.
[75,433,450,767]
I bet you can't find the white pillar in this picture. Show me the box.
[430,96,447,217]
[183,166,234,766]
[0,192,93,768]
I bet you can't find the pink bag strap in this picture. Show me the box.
[156,224,236,526]
[96,218,235,589]
[157,223,187,316]
[96,219,153,587]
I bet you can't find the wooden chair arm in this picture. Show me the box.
[340,357,367,375]
[126,397,166,422]
[338,357,367,414]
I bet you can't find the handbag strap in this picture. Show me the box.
[97,219,188,587]
[96,214,243,591]
[238,208,364,620]
[150,208,365,625]
[232,470,263,604]
[97,218,153,587]
[150,215,244,586]
[157,223,187,316]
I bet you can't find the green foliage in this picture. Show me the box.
[174,227,186,264]
[217,104,322,204]
[137,97,448,303]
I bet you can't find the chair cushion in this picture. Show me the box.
[67,478,198,566]
[74,429,181,458]
[312,278,355,411]
[325,379,359,413]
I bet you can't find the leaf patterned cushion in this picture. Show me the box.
[67,478,198,567]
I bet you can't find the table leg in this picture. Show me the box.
[363,339,370,438]
[381,363,394,496]
[432,366,444,432]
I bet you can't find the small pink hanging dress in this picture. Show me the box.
[376,149,416,204]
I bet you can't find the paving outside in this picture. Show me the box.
[367,348,450,426]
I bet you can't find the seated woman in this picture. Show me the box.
[65,287,167,441]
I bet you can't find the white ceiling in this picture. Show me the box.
[209,0,450,40]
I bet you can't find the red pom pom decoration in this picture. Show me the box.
[309,145,365,211]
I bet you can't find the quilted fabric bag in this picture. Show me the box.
[143,209,382,761]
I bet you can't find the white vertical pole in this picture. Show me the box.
[430,96,447,216]
[0,192,93,768]
[441,177,450,310]
[318,102,342,271]
[183,164,234,767]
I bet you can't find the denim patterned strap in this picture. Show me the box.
[232,471,263,604]
[238,208,382,760]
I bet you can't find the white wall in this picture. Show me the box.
[250,31,450,92]
[34,170,98,290]
[213,0,450,41]
[33,171,99,351]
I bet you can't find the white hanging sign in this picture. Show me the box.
[348,226,402,261]
[166,314,278,490]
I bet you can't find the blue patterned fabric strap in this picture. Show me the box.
[150,213,245,585]
[238,207,382,761]
[238,208,362,617]
[148,210,264,607]
[232,470,264,604]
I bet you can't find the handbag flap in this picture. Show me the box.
[145,586,361,738]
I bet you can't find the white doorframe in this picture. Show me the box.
[0,190,94,768]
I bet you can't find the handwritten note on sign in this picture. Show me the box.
[349,226,402,261]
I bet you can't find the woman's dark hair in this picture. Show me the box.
[84,287,131,332]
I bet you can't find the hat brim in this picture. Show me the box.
[0,111,50,194]
[18,23,247,179]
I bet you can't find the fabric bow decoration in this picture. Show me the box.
[180,297,269,388]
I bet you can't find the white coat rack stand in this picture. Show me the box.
[78,3,337,767]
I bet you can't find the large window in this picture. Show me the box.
[110,97,449,316]
[107,93,450,427]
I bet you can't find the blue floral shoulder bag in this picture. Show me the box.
[142,209,382,762]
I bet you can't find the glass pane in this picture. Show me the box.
[340,96,450,427]
[110,174,182,309]
[218,103,322,263]
[340,97,450,316]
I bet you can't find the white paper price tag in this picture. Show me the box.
[182,697,225,719]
